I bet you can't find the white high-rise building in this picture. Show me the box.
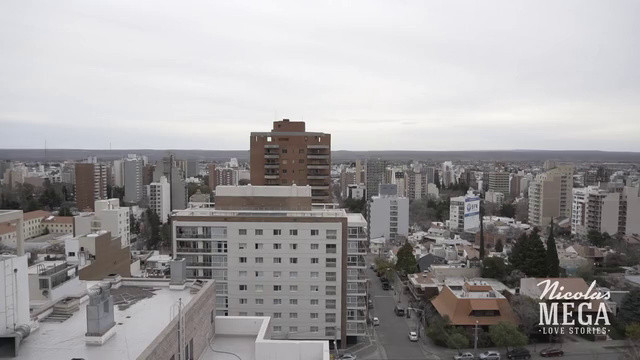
[75,199,130,248]
[449,190,481,232]
[572,184,640,236]
[368,184,409,241]
[172,185,367,343]
[124,156,143,204]
[149,176,171,224]
[112,159,124,187]
[528,164,574,228]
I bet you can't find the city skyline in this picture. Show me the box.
[1,0,639,151]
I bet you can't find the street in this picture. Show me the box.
[341,256,627,360]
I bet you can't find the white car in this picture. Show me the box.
[480,351,501,360]
[339,354,357,360]
[454,352,475,360]
[372,317,380,326]
[408,331,418,341]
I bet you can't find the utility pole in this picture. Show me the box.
[474,321,479,356]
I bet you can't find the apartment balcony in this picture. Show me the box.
[264,144,279,149]
[264,164,280,169]
[347,285,367,295]
[307,145,330,149]
[307,175,327,180]
[347,260,366,268]
[307,154,330,159]
[347,299,368,309]
[264,154,279,159]
[308,165,330,169]
[346,323,367,336]
[176,247,212,253]
[265,179,280,185]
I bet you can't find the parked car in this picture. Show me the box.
[394,305,405,316]
[540,348,564,357]
[454,352,475,360]
[370,263,376,270]
[506,348,531,360]
[372,317,380,326]
[339,353,357,360]
[382,282,390,290]
[408,331,418,342]
[479,351,501,360]
[368,299,374,309]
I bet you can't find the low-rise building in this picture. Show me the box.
[431,282,518,327]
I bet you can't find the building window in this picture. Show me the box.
[273,312,282,318]
[239,271,247,277]
[289,229,298,236]
[239,298,247,304]
[255,243,263,250]
[273,229,282,236]
[290,299,298,305]
[273,271,281,278]
[239,285,247,291]
[311,258,319,264]
[274,285,282,292]
[239,229,247,235]
[310,326,319,333]
[326,300,336,309]
[289,257,298,264]
[310,313,319,319]
[273,299,282,305]
[326,244,336,254]
[290,285,298,292]
[311,299,319,305]
[326,258,336,268]
[289,271,298,278]
[239,243,247,250]
[282,148,288,154]
[326,272,336,281]
[325,313,336,322]
[310,271,319,278]
[255,229,263,235]
[274,257,282,264]
[255,298,264,304]
[311,229,319,236]
[256,285,263,292]
[239,257,247,263]
[326,286,336,295]
[273,326,281,332]
[239,312,247,316]
[256,312,264,316]
[311,243,319,250]
[289,326,298,332]
[273,243,281,250]
[310,285,319,292]
[326,230,337,239]
[255,271,264,278]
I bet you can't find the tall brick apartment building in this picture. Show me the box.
[250,119,331,203]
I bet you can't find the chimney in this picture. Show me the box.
[169,258,187,290]
[85,283,116,345]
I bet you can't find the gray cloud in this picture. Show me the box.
[1,0,639,151]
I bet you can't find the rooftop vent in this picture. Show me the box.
[85,283,115,345]
[0,324,31,357]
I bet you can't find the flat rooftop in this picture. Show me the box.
[18,284,194,360]
[173,208,347,219]
[216,185,312,198]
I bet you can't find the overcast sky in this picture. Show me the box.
[1,1,639,151]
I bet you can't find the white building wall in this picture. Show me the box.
[0,255,30,333]
[369,195,409,240]
[174,219,345,341]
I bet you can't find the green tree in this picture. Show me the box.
[395,241,417,275]
[39,180,62,210]
[627,323,640,340]
[619,289,640,325]
[546,221,560,277]
[433,170,441,189]
[494,239,504,252]
[510,295,539,336]
[499,203,516,218]
[160,222,171,249]
[587,230,606,247]
[58,205,73,216]
[489,322,527,352]
[509,230,547,277]
[446,332,469,350]
[481,257,507,280]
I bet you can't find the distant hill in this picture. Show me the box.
[0,149,638,163]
